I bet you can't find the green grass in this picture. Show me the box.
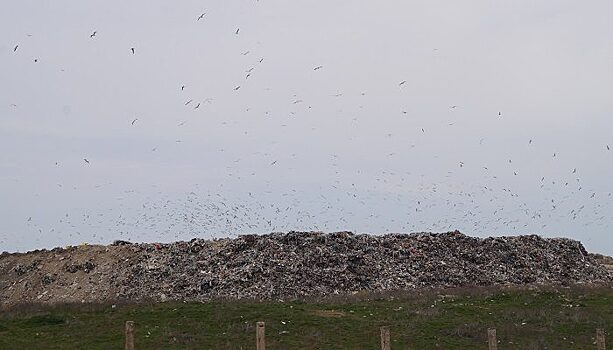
[0,286,611,349]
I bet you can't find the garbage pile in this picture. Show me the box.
[0,231,611,305]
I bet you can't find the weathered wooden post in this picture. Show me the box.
[596,328,606,350]
[125,321,135,350]
[256,321,266,350]
[380,326,391,350]
[487,328,497,350]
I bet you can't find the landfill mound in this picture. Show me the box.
[0,231,611,305]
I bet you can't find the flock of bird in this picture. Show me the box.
[4,5,613,252]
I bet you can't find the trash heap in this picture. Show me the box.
[0,231,611,304]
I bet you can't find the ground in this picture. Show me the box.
[0,286,611,349]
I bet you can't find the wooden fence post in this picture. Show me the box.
[256,321,266,350]
[596,328,606,350]
[380,326,391,350]
[487,328,497,350]
[125,321,135,350]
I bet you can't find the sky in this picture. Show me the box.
[1,1,612,254]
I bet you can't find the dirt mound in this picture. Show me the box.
[0,231,610,305]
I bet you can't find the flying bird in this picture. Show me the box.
[399,80,406,86]
[197,13,206,21]
[313,66,323,71]
[13,45,18,52]
[181,85,185,91]
[235,28,240,35]
[185,99,193,105]
[234,85,241,91]
[194,103,200,109]
[83,158,90,164]
[130,47,135,54]
[270,160,278,165]
[90,31,97,38]
[607,145,610,151]
[131,118,138,125]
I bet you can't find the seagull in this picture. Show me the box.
[181,85,185,91]
[194,103,200,109]
[607,145,610,151]
[572,168,577,174]
[197,13,206,21]
[130,47,135,54]
[27,217,32,222]
[313,66,323,71]
[13,45,18,52]
[90,31,97,38]
[131,118,138,125]
[235,28,240,35]
[259,58,264,63]
[399,80,406,86]
[234,85,241,91]
[449,105,458,109]
[185,99,193,105]
[498,112,502,116]
[246,73,251,79]
[270,160,278,165]
[83,158,90,164]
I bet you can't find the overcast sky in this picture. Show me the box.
[1,1,613,254]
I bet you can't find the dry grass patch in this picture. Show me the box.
[311,309,347,318]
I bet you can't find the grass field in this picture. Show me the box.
[0,286,611,349]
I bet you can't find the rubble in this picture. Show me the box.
[0,231,610,305]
